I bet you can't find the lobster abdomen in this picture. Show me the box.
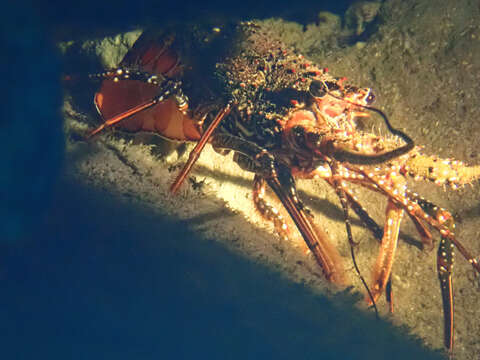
[94,31,201,142]
[94,79,200,141]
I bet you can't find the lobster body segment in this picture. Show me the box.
[95,79,200,141]
[85,21,480,353]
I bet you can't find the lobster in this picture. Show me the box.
[80,21,480,353]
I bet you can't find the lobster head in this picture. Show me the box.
[282,79,376,164]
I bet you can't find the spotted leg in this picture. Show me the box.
[404,193,456,350]
[353,171,475,351]
[252,175,290,241]
[438,230,455,351]
[211,133,345,284]
[296,167,396,311]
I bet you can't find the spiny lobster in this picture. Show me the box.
[75,21,480,353]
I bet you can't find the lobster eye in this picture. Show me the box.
[365,89,375,104]
[292,125,306,140]
[306,131,322,147]
[309,80,328,98]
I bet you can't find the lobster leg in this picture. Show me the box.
[297,168,397,310]
[369,199,404,304]
[369,182,480,276]
[332,181,395,313]
[404,193,456,350]
[438,232,455,351]
[301,162,473,349]
[170,104,231,194]
[210,133,345,284]
[343,164,479,349]
[252,174,290,241]
[352,173,472,350]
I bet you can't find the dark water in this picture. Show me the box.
[1,1,446,359]
[37,0,360,40]
[0,180,444,360]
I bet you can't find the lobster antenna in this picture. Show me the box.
[331,163,379,319]
[326,91,415,165]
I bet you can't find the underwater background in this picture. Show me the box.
[2,0,479,359]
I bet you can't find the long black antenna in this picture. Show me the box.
[327,92,415,165]
[330,161,379,319]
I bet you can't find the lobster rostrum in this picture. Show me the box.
[84,21,480,352]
